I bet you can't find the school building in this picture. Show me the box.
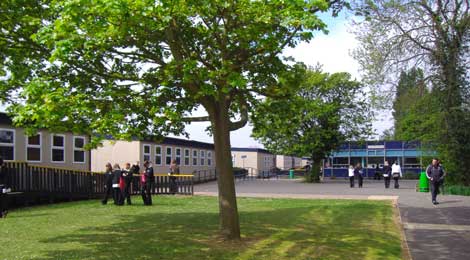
[231,148,276,176]
[323,140,434,178]
[0,113,90,171]
[91,137,216,175]
[275,155,303,170]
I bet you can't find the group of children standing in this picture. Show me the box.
[348,161,403,188]
[101,159,180,206]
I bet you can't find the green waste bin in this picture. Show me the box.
[289,169,295,179]
[419,171,429,192]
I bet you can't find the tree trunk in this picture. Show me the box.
[211,105,241,240]
[310,157,322,183]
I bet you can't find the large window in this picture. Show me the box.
[143,144,151,162]
[155,146,162,165]
[0,129,15,160]
[166,147,172,165]
[200,150,205,166]
[184,149,190,166]
[175,148,181,165]
[73,136,86,163]
[332,157,349,167]
[26,133,41,162]
[51,134,65,163]
[207,151,212,166]
[192,149,198,166]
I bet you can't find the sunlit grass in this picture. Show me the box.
[0,196,401,260]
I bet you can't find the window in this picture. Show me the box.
[192,149,198,166]
[155,146,162,165]
[200,150,205,166]
[232,154,235,165]
[26,133,41,162]
[0,129,15,160]
[184,149,190,166]
[143,144,151,162]
[166,147,172,165]
[207,151,212,166]
[73,136,86,163]
[175,148,181,165]
[51,134,65,163]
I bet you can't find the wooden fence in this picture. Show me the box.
[2,162,194,206]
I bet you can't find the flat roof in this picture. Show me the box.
[231,147,272,154]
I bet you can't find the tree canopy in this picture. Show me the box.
[1,0,349,239]
[352,0,470,185]
[252,66,371,182]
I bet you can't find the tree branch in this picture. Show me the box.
[229,99,249,131]
[182,116,211,122]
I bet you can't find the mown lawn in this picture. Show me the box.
[0,196,402,260]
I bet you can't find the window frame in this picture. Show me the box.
[154,145,162,166]
[200,150,205,166]
[165,146,173,165]
[26,132,42,163]
[51,134,66,163]
[0,128,15,161]
[184,148,190,166]
[73,136,86,164]
[175,147,182,165]
[143,144,151,162]
[192,149,198,166]
[207,151,212,166]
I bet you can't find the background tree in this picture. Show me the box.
[0,0,348,239]
[251,66,372,183]
[352,0,470,185]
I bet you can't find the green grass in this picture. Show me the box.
[0,196,402,260]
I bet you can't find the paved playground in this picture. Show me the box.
[195,179,470,260]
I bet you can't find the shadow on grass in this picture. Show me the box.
[34,201,400,260]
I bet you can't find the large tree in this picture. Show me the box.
[0,0,348,239]
[352,0,470,185]
[251,66,372,182]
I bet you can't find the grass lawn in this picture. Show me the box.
[0,196,402,260]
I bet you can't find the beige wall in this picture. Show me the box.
[257,153,275,172]
[139,142,216,174]
[91,140,140,172]
[91,140,216,174]
[0,125,90,171]
[231,151,258,170]
[231,150,275,174]
[276,155,302,169]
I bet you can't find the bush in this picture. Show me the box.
[443,185,470,196]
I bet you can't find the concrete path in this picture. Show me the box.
[195,179,470,260]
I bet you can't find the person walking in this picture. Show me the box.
[426,158,446,205]
[122,163,133,205]
[112,164,124,205]
[101,163,113,205]
[391,161,402,189]
[348,165,355,188]
[0,157,8,218]
[169,159,180,194]
[382,161,392,188]
[354,163,364,188]
[141,160,154,205]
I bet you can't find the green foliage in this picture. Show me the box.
[444,185,470,196]
[1,0,350,238]
[252,66,372,182]
[0,197,402,260]
[352,0,470,186]
[392,68,439,142]
[0,0,348,143]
